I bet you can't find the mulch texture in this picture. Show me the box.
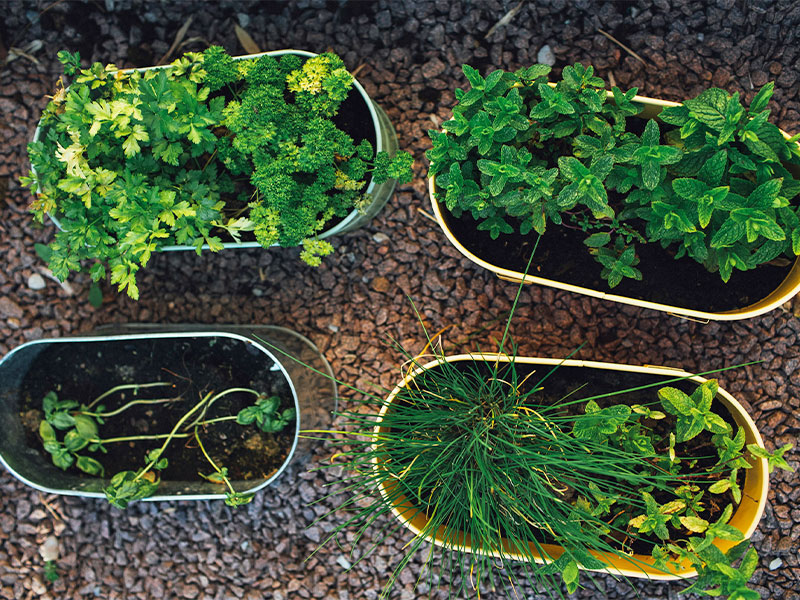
[0,1,798,599]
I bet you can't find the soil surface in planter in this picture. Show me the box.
[18,335,295,486]
[442,208,793,313]
[399,361,746,558]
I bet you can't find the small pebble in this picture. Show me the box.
[537,44,555,66]
[39,535,60,562]
[27,273,46,290]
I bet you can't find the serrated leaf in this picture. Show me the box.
[679,516,709,533]
[712,523,745,541]
[672,178,706,201]
[750,82,774,113]
[658,387,693,416]
[685,100,726,130]
[562,560,579,586]
[641,160,662,191]
[710,219,745,248]
[584,232,611,248]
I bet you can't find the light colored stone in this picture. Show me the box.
[27,273,46,290]
[537,44,555,66]
[39,536,59,562]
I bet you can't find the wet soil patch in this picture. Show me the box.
[18,335,295,486]
[441,207,793,313]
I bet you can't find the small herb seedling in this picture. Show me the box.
[37,384,295,508]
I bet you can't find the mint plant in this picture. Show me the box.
[428,64,800,288]
[22,48,412,299]
[37,383,295,508]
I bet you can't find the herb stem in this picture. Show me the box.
[85,382,173,410]
[91,432,192,444]
[81,396,181,418]
[184,387,260,430]
[133,390,214,482]
[194,427,235,495]
[197,415,238,426]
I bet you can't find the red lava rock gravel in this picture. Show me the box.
[0,1,799,599]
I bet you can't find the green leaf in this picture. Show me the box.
[712,523,745,541]
[677,415,705,443]
[76,455,105,476]
[34,243,53,263]
[710,219,745,248]
[658,387,693,416]
[584,232,611,248]
[88,283,103,308]
[50,448,74,470]
[749,82,774,113]
[73,415,99,439]
[698,150,728,186]
[39,421,56,443]
[641,160,662,191]
[641,119,660,146]
[50,411,76,430]
[558,156,589,181]
[672,178,706,201]
[236,406,258,425]
[679,516,709,533]
[704,412,730,434]
[562,560,579,587]
[709,479,731,494]
[747,178,782,208]
[462,65,484,89]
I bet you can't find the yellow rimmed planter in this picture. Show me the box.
[429,91,800,321]
[374,354,769,581]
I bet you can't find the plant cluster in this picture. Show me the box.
[320,353,792,600]
[37,382,295,508]
[22,48,412,299]
[428,63,800,287]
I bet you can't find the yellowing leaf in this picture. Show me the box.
[709,479,731,494]
[122,135,141,157]
[187,125,201,144]
[628,514,647,529]
[679,516,709,533]
[661,499,686,514]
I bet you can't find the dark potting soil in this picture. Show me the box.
[17,335,295,485]
[441,207,793,314]
[407,360,745,558]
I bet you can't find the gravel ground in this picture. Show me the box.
[1,0,799,599]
